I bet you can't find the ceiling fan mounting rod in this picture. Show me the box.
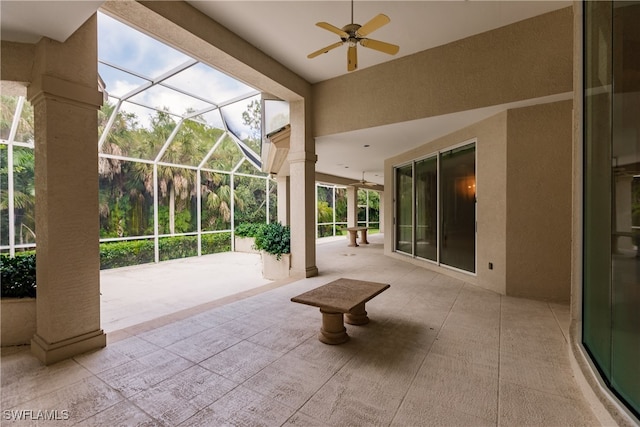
[351,0,354,24]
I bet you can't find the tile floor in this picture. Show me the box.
[1,234,601,426]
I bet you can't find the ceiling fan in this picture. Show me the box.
[348,171,378,187]
[307,0,399,72]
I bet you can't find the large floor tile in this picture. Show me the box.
[1,353,94,410]
[408,352,499,422]
[391,399,495,427]
[242,353,337,409]
[245,321,316,353]
[199,340,283,383]
[73,336,162,374]
[299,369,405,426]
[165,327,242,363]
[79,400,157,426]
[282,412,331,426]
[215,313,277,340]
[96,349,193,397]
[286,335,358,373]
[5,376,122,426]
[129,365,237,426]
[179,386,295,427]
[135,317,213,348]
[499,381,600,426]
[499,351,581,398]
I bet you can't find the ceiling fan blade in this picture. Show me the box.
[360,38,399,55]
[316,22,349,38]
[307,41,344,59]
[348,45,358,71]
[356,13,390,37]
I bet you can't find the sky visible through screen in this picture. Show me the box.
[97,12,258,138]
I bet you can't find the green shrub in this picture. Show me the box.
[99,234,233,269]
[202,233,232,255]
[159,236,198,261]
[254,222,290,260]
[235,222,266,238]
[1,254,36,298]
[100,240,155,269]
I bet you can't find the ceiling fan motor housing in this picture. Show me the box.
[342,23,362,46]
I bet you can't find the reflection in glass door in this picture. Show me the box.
[415,156,438,261]
[395,164,413,254]
[440,145,476,272]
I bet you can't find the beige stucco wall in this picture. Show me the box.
[313,7,573,138]
[505,100,573,302]
[384,111,508,295]
[0,41,35,85]
[384,100,572,301]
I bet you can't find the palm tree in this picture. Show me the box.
[201,171,246,230]
[0,97,36,245]
[0,148,36,244]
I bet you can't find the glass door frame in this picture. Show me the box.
[394,160,415,256]
[392,139,477,275]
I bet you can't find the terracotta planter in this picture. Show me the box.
[261,252,290,280]
[234,236,259,254]
[1,298,36,347]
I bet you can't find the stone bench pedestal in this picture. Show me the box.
[291,278,390,345]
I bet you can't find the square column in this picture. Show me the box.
[276,175,290,225]
[379,191,385,233]
[347,186,358,227]
[27,16,106,364]
[288,100,318,278]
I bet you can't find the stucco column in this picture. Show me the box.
[28,15,106,365]
[288,100,318,278]
[379,191,385,233]
[347,186,358,227]
[276,175,290,225]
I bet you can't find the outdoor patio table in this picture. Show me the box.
[346,226,369,247]
[291,278,390,344]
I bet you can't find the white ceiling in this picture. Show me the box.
[0,1,104,43]
[187,1,569,84]
[1,0,571,185]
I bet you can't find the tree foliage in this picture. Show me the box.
[96,101,271,239]
[1,95,272,259]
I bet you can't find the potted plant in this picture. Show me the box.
[253,222,291,280]
[1,253,37,346]
[234,223,265,254]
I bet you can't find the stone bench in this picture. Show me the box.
[346,226,370,247]
[290,278,390,344]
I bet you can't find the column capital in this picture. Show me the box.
[27,74,103,110]
[288,150,317,164]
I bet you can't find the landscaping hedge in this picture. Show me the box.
[0,253,36,298]
[1,234,234,296]
[100,233,231,269]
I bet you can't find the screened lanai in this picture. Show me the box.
[96,13,284,266]
[0,13,380,265]
[1,13,288,263]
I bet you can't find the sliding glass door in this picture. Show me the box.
[394,143,476,273]
[395,164,413,254]
[440,145,476,272]
[415,156,438,261]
